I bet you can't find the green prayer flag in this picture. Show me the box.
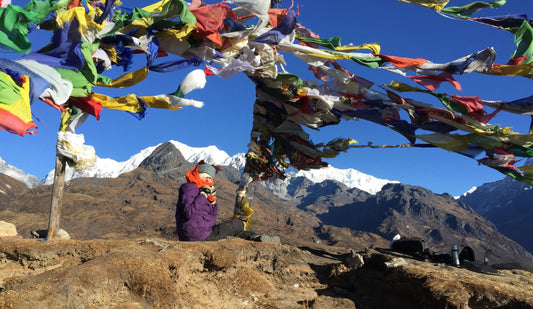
[511,20,533,64]
[297,35,342,50]
[440,0,506,19]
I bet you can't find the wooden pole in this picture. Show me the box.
[47,154,67,239]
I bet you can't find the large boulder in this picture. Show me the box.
[0,221,17,237]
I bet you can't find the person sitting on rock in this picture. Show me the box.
[175,161,279,243]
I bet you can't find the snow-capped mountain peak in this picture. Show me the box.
[456,186,478,199]
[0,157,43,188]
[290,165,398,195]
[167,141,246,170]
[3,140,392,194]
[41,140,245,185]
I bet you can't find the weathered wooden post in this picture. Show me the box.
[47,153,67,239]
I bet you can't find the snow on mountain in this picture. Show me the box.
[43,140,244,185]
[5,140,392,194]
[44,145,160,185]
[0,157,43,188]
[289,166,398,195]
[457,158,533,200]
[455,186,478,199]
[167,141,246,170]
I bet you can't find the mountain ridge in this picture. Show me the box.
[459,171,533,255]
[0,157,42,188]
[1,140,398,195]
[4,141,532,260]
[4,141,531,269]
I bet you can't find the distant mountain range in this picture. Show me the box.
[2,140,533,259]
[3,141,532,271]
[459,164,533,257]
[3,141,533,309]
[0,140,397,195]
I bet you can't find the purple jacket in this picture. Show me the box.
[175,183,218,241]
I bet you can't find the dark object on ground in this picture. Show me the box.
[459,246,476,263]
[390,237,427,259]
[238,231,280,244]
[30,230,47,239]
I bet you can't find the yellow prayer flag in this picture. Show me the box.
[97,67,149,88]
[0,73,32,123]
[92,93,145,113]
[57,7,104,41]
[141,0,171,12]
[488,63,533,76]
[398,0,450,11]
[336,43,381,55]
[385,80,422,92]
[416,133,470,151]
[138,95,182,110]
[519,165,533,173]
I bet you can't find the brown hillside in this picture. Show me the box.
[2,166,533,308]
[0,167,388,252]
[0,174,28,209]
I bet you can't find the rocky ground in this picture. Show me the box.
[1,238,533,309]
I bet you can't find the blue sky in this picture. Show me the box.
[1,0,533,196]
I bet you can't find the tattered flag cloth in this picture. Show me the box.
[2,0,533,222]
[56,130,96,171]
[0,58,50,105]
[471,14,531,29]
[0,71,36,136]
[439,0,506,19]
[0,0,69,54]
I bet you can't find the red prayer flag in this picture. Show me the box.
[407,72,461,92]
[69,96,103,120]
[450,94,503,123]
[378,54,427,68]
[0,108,37,136]
[190,3,236,46]
[268,0,296,27]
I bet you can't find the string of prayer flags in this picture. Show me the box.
[1,0,533,195]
